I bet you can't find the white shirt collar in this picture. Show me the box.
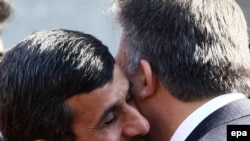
[170,93,247,141]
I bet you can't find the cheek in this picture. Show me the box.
[98,125,123,141]
[75,127,123,141]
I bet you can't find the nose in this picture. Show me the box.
[122,105,150,138]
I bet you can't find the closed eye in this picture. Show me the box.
[103,111,118,126]
[98,101,120,128]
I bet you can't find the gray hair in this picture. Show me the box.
[111,0,250,100]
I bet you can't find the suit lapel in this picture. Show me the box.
[185,98,250,141]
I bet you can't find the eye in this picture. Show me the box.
[103,112,118,126]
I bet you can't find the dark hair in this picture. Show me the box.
[112,0,250,101]
[0,29,115,141]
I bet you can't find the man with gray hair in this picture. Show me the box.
[112,0,250,140]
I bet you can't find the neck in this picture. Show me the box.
[145,86,210,141]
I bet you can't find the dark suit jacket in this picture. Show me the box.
[185,98,250,141]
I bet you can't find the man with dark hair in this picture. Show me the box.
[111,0,250,140]
[0,1,12,140]
[0,0,12,58]
[0,29,149,141]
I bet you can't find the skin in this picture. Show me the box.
[65,64,150,141]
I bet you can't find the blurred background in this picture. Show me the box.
[1,0,250,56]
[1,0,121,55]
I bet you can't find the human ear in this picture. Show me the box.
[137,59,156,100]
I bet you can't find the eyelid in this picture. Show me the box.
[97,101,120,128]
[102,111,118,127]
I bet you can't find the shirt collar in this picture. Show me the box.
[170,93,247,141]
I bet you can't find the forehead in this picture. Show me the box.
[65,64,128,138]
